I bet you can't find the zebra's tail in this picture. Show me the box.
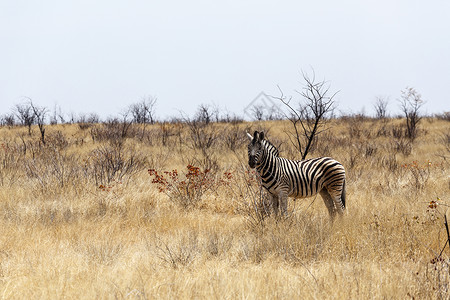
[341,179,346,210]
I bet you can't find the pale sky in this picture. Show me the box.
[1,0,449,120]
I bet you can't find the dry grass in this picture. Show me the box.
[0,117,449,299]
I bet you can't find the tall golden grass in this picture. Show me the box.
[0,117,449,299]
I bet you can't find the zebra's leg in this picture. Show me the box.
[271,194,279,217]
[328,188,346,215]
[319,189,337,220]
[325,179,346,215]
[279,191,288,216]
[332,193,346,215]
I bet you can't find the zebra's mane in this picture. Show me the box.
[262,139,280,157]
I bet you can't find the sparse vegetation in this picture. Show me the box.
[374,96,389,119]
[399,87,425,141]
[275,71,337,159]
[0,115,449,299]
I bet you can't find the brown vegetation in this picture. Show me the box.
[0,117,449,299]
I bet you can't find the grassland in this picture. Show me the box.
[0,117,449,299]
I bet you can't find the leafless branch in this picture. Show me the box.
[272,70,337,159]
[399,87,425,141]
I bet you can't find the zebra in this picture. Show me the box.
[247,131,346,219]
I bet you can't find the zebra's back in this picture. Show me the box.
[280,156,345,198]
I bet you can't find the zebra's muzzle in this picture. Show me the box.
[248,157,257,168]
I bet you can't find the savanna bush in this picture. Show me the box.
[149,165,233,209]
[85,144,147,186]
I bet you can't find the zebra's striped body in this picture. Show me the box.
[247,131,346,218]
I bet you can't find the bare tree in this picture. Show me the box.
[14,102,35,135]
[50,105,58,125]
[29,100,48,145]
[86,112,100,124]
[128,97,157,140]
[68,112,76,124]
[1,113,15,127]
[266,104,283,121]
[249,102,281,121]
[49,104,66,125]
[195,103,214,124]
[220,111,243,124]
[399,87,424,141]
[109,110,132,137]
[130,97,157,124]
[96,110,133,148]
[373,96,389,119]
[274,70,337,160]
[180,106,219,171]
[250,104,265,121]
[77,112,100,130]
[57,108,66,124]
[211,103,221,123]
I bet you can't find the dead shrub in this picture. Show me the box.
[238,214,329,265]
[154,231,199,269]
[85,144,147,186]
[75,238,124,266]
[0,141,24,186]
[221,123,248,151]
[435,112,450,122]
[185,120,218,151]
[90,118,135,147]
[224,167,273,230]
[157,123,181,147]
[45,130,69,150]
[392,138,412,156]
[24,145,80,190]
[391,125,404,139]
[364,143,377,157]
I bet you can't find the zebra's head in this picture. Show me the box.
[247,131,265,168]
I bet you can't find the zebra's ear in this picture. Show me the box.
[253,131,258,140]
[246,132,253,141]
[259,132,264,140]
